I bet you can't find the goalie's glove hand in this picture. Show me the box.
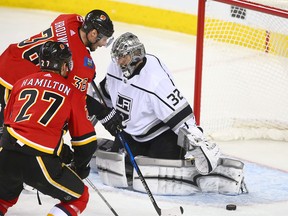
[69,162,90,179]
[185,134,221,175]
[59,143,74,164]
[178,128,220,175]
[97,108,125,136]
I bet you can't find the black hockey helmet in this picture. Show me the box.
[82,9,114,38]
[39,41,72,72]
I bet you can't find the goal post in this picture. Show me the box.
[194,0,288,141]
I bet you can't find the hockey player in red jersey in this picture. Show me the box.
[0,41,97,216]
[0,9,114,137]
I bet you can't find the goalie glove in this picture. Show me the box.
[178,127,220,175]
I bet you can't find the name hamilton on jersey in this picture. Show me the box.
[21,77,71,96]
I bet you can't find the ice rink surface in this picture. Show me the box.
[0,7,288,216]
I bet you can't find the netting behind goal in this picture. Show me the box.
[194,0,288,141]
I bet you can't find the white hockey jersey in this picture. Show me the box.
[102,54,198,142]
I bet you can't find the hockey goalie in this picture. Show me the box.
[87,32,248,196]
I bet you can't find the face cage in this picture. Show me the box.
[111,52,142,79]
[111,50,130,63]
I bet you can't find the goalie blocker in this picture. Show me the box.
[94,139,248,195]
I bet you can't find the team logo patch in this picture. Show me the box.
[116,94,132,123]
[84,57,94,69]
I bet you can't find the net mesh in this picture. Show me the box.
[199,0,288,141]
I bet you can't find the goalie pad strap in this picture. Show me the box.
[134,156,194,167]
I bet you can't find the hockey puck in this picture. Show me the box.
[226,204,237,210]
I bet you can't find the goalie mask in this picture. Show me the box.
[111,32,146,78]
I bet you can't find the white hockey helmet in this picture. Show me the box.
[111,32,146,78]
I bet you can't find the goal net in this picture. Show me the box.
[194,0,288,141]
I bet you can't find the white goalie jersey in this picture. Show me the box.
[101,54,198,142]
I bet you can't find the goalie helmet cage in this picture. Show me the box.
[194,0,288,141]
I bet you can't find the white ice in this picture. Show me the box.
[0,7,288,216]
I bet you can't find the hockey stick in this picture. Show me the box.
[91,81,184,215]
[85,178,119,216]
[117,132,184,216]
[91,80,107,108]
[86,83,119,215]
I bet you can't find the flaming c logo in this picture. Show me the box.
[99,15,106,20]
[59,44,65,50]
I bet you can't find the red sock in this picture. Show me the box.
[0,197,18,215]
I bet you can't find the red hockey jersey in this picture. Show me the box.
[4,71,96,154]
[0,14,95,95]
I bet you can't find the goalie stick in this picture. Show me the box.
[117,132,184,216]
[85,178,119,216]
[91,80,184,215]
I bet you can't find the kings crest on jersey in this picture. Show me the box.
[105,54,194,142]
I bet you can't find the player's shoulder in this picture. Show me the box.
[143,55,171,81]
[53,13,84,25]
[14,71,42,86]
[145,54,167,71]
[107,61,123,78]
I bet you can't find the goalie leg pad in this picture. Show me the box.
[132,156,247,195]
[95,150,128,188]
[199,157,248,195]
[133,156,201,195]
[90,138,114,173]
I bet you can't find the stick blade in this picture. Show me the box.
[161,206,184,216]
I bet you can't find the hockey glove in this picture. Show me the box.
[70,162,90,179]
[59,143,74,164]
[178,128,220,175]
[97,108,125,136]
